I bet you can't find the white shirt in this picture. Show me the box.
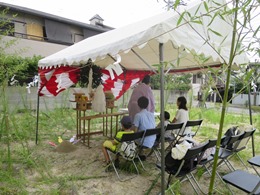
[175,109,189,124]
[175,109,191,134]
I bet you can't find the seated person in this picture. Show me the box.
[133,96,156,159]
[172,96,191,135]
[156,111,174,140]
[102,116,134,166]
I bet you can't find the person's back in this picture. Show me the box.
[172,96,190,135]
[175,109,189,124]
[133,96,156,148]
[128,75,155,121]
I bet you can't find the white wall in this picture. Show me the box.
[3,36,67,58]
[232,93,260,105]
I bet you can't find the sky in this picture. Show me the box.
[0,0,173,28]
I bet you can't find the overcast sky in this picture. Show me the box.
[0,0,173,28]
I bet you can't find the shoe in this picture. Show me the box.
[138,155,146,161]
[114,159,120,168]
[105,164,113,172]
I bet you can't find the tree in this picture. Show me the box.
[151,73,192,91]
[164,0,259,194]
[0,8,43,171]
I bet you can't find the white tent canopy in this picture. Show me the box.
[38,0,248,72]
[36,1,249,192]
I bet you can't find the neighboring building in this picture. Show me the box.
[191,72,225,102]
[0,2,114,58]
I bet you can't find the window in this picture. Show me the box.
[26,23,44,41]
[192,74,197,83]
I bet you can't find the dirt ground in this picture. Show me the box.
[23,131,242,195]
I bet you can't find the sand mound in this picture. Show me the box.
[55,140,77,153]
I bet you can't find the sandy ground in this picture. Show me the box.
[24,133,248,195]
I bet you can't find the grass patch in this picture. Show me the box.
[0,100,259,194]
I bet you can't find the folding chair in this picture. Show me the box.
[146,123,184,162]
[183,119,203,137]
[162,142,208,195]
[106,130,145,181]
[198,139,217,175]
[222,156,260,194]
[143,127,161,138]
[139,127,161,162]
[170,120,203,149]
[215,132,246,172]
[193,139,221,194]
[165,122,185,149]
[227,128,256,169]
[248,155,260,176]
[222,170,260,195]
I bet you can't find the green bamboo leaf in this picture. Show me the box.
[207,12,219,27]
[203,1,209,12]
[203,56,211,63]
[212,0,221,6]
[152,63,160,68]
[208,28,222,37]
[220,35,228,45]
[219,13,225,21]
[245,70,253,82]
[253,26,260,37]
[173,0,180,10]
[177,11,186,26]
[194,3,202,15]
[177,58,180,66]
[191,20,203,25]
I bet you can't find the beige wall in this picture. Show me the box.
[3,36,67,58]
[2,87,187,112]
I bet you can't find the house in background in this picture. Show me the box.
[0,2,113,58]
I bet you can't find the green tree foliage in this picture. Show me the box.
[151,73,192,91]
[170,74,192,91]
[0,8,42,87]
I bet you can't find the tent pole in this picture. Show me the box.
[247,82,255,156]
[36,93,40,145]
[159,43,165,195]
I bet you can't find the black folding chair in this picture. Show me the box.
[183,119,203,137]
[165,122,185,149]
[248,155,260,176]
[138,127,161,163]
[106,130,145,181]
[170,120,203,149]
[222,170,260,195]
[215,132,245,172]
[194,139,221,194]
[143,127,161,137]
[162,142,208,195]
[146,123,184,162]
[198,139,217,175]
[226,128,256,170]
[222,155,260,194]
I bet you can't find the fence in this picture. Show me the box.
[1,86,189,111]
